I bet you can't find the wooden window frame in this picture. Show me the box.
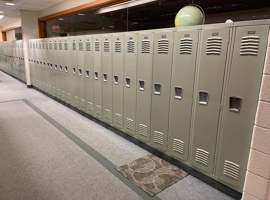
[1,26,21,41]
[38,0,130,38]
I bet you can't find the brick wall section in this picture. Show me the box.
[242,34,270,200]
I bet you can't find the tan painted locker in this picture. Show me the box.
[102,34,113,124]
[93,35,103,119]
[123,33,138,135]
[84,36,95,115]
[136,31,154,143]
[216,21,270,191]
[71,37,79,107]
[112,33,124,130]
[168,27,200,162]
[150,30,174,152]
[64,38,73,105]
[190,24,232,175]
[77,37,86,111]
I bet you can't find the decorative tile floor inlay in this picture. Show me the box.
[116,154,188,196]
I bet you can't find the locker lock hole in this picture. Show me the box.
[103,74,108,82]
[78,69,82,76]
[229,97,242,113]
[114,76,119,85]
[72,68,76,75]
[59,65,63,71]
[55,65,58,70]
[175,87,183,100]
[199,91,209,105]
[64,66,68,73]
[139,80,145,91]
[94,72,98,80]
[154,84,161,95]
[85,70,90,78]
[126,78,131,87]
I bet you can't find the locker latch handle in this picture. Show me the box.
[55,64,58,70]
[139,80,145,91]
[175,87,183,100]
[229,96,242,113]
[85,70,90,78]
[50,64,53,69]
[154,84,161,95]
[94,72,98,80]
[114,76,118,85]
[59,65,63,71]
[72,68,76,75]
[199,91,209,105]
[64,66,68,73]
[103,74,107,82]
[78,69,82,76]
[126,78,131,88]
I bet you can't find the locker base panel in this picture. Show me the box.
[31,84,242,200]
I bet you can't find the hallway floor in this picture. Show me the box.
[0,71,234,200]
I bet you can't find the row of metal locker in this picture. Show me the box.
[0,19,269,192]
[0,40,26,82]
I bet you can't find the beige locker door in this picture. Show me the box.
[123,33,138,135]
[84,36,95,115]
[168,29,200,162]
[102,35,113,124]
[136,31,154,143]
[216,24,270,191]
[150,30,174,152]
[70,37,79,107]
[93,36,103,119]
[78,37,86,111]
[63,38,72,104]
[112,33,124,130]
[191,25,232,175]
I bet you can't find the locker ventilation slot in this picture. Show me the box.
[153,131,164,145]
[87,102,93,112]
[115,113,122,125]
[64,43,68,50]
[206,37,222,55]
[95,42,100,52]
[141,40,150,53]
[81,99,86,108]
[79,42,83,51]
[59,43,62,50]
[240,36,259,56]
[72,43,76,50]
[115,41,122,53]
[96,105,102,116]
[127,41,135,53]
[138,124,148,137]
[104,41,110,52]
[86,42,91,51]
[223,160,240,180]
[158,39,169,54]
[126,118,134,130]
[195,148,209,166]
[173,139,184,154]
[180,38,192,54]
[54,43,58,50]
[104,109,111,120]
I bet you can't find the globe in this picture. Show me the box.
[175,5,204,27]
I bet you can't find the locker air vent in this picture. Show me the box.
[141,40,150,53]
[223,160,240,180]
[59,43,62,50]
[81,99,85,108]
[173,139,184,154]
[87,102,93,113]
[49,43,52,50]
[138,124,148,137]
[86,42,91,51]
[195,148,209,166]
[126,118,134,130]
[54,43,57,50]
[79,42,83,51]
[180,38,193,54]
[158,39,169,54]
[72,42,76,50]
[95,42,100,52]
[64,43,68,50]
[96,105,102,116]
[115,41,121,53]
[115,113,122,125]
[127,41,135,53]
[153,131,164,145]
[104,109,111,120]
[240,36,259,56]
[104,41,110,52]
[206,37,222,55]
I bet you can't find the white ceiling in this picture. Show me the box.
[0,0,65,28]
